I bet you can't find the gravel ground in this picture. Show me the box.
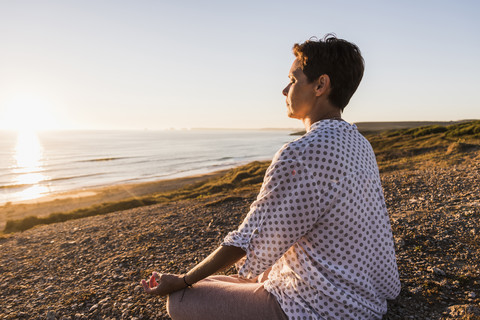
[382,156,480,319]
[1,155,479,319]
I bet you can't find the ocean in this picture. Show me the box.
[0,129,297,204]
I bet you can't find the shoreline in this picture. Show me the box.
[1,158,270,206]
[0,168,235,231]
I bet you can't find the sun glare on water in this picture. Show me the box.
[2,95,55,201]
[12,129,50,201]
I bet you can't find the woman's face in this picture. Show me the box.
[282,59,317,120]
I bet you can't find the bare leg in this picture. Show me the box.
[167,275,287,320]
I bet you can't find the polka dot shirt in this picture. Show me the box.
[222,119,400,319]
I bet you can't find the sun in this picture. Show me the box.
[1,94,57,132]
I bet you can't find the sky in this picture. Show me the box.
[0,0,479,131]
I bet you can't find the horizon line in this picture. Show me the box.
[0,119,477,133]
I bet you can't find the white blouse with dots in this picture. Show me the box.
[222,119,400,319]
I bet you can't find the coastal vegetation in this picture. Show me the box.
[2,120,479,234]
[366,120,480,172]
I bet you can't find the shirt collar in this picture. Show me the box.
[308,119,357,132]
[309,119,341,131]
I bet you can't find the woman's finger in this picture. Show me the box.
[149,274,158,288]
[141,279,153,293]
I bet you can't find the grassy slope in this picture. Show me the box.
[2,120,479,234]
[354,120,475,134]
[367,120,480,172]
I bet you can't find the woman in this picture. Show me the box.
[141,34,400,320]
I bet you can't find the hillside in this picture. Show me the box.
[365,120,480,172]
[354,120,475,134]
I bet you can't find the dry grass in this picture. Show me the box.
[367,120,480,172]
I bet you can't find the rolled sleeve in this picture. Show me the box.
[222,148,320,278]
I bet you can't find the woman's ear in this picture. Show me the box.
[314,74,331,97]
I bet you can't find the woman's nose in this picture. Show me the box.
[282,84,290,96]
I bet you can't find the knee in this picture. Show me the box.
[166,290,185,320]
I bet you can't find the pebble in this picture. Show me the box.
[46,311,56,320]
[427,266,446,276]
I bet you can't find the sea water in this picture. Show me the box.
[0,129,297,204]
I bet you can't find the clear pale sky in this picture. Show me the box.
[0,0,479,131]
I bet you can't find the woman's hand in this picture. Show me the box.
[140,245,246,297]
[140,272,185,296]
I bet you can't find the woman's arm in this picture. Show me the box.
[184,245,246,285]
[141,245,246,296]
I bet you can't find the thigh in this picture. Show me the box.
[167,275,288,320]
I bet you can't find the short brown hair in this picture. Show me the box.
[293,34,364,111]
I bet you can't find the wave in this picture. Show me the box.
[77,157,131,163]
[158,156,235,168]
[0,173,105,190]
[0,183,34,190]
[47,173,104,182]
